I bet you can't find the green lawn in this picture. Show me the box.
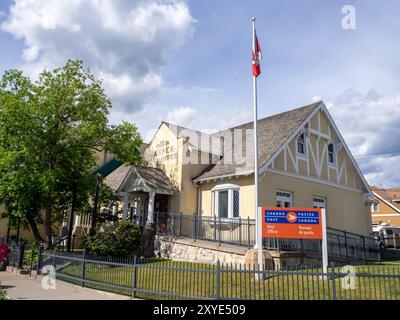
[56,259,400,300]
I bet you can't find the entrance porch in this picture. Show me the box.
[104,164,178,228]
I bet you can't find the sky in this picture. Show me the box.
[0,0,399,187]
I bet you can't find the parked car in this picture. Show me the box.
[372,223,400,248]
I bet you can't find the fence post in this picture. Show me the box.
[239,217,242,245]
[362,236,366,262]
[344,231,349,260]
[218,215,222,245]
[214,215,217,241]
[179,212,183,237]
[72,235,76,253]
[247,217,251,248]
[81,251,86,287]
[216,260,221,300]
[192,214,197,240]
[35,243,43,279]
[17,242,26,270]
[132,255,137,299]
[330,262,336,300]
[29,246,35,277]
[172,213,176,237]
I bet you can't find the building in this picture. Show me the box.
[370,186,400,227]
[104,101,374,238]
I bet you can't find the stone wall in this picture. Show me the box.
[154,236,322,269]
[154,236,247,264]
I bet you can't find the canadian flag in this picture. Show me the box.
[252,32,262,77]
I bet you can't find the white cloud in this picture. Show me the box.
[326,89,400,187]
[1,0,195,112]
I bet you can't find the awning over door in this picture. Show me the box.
[104,164,178,196]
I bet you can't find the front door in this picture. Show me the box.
[154,194,170,233]
[154,194,169,213]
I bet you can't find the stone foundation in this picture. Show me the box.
[154,236,320,269]
[155,236,247,264]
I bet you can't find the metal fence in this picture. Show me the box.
[33,251,400,300]
[155,213,381,262]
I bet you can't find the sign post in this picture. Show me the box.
[261,207,328,275]
[321,208,328,275]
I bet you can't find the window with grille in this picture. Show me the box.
[297,133,306,155]
[233,190,240,217]
[276,191,293,208]
[313,197,326,209]
[212,185,240,218]
[328,143,335,164]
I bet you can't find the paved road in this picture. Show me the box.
[0,271,132,300]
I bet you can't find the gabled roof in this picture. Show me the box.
[160,122,222,155]
[104,164,178,195]
[193,102,321,181]
[372,187,400,213]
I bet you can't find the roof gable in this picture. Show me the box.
[373,189,400,213]
[194,102,321,181]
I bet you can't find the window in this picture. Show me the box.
[276,191,293,208]
[297,133,306,155]
[218,191,229,218]
[233,190,240,218]
[371,203,379,212]
[313,197,326,209]
[212,184,240,218]
[328,143,335,164]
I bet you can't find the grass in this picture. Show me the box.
[380,257,400,265]
[56,259,400,300]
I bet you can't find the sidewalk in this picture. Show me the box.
[0,271,132,300]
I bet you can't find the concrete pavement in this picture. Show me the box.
[0,271,132,300]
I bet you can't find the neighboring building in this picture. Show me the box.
[370,186,400,227]
[104,101,374,237]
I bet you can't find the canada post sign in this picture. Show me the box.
[262,207,322,240]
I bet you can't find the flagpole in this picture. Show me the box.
[252,17,264,275]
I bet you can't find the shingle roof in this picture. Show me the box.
[372,187,400,211]
[104,164,178,194]
[193,102,321,181]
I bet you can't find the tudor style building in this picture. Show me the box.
[103,101,374,237]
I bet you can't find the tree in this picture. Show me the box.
[0,60,142,248]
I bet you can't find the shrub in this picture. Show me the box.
[0,287,7,300]
[84,221,141,258]
[24,243,39,266]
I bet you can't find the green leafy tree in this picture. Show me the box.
[0,60,142,248]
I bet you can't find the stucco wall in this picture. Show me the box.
[199,175,255,219]
[199,170,372,236]
[259,171,372,236]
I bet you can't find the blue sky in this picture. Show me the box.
[0,0,399,187]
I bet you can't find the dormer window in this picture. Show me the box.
[297,133,306,155]
[328,143,335,164]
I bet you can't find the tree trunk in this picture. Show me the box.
[45,206,53,249]
[25,211,44,243]
[6,217,11,243]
